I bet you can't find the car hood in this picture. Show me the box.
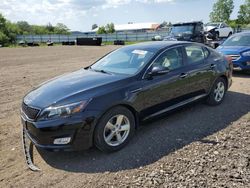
[204,26,217,32]
[24,69,127,108]
[217,45,250,54]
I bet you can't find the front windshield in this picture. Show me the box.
[171,25,194,35]
[90,47,155,75]
[223,35,250,46]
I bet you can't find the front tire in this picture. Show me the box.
[228,32,232,37]
[94,106,135,152]
[206,78,227,106]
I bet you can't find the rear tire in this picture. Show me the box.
[206,78,227,106]
[94,106,135,152]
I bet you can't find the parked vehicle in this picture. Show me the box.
[164,22,205,43]
[204,22,233,39]
[217,32,250,71]
[21,41,232,156]
[162,21,222,49]
[152,35,162,41]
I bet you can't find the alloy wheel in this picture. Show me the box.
[214,81,225,102]
[103,114,130,146]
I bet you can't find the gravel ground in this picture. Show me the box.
[0,46,249,188]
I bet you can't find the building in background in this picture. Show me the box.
[92,22,160,33]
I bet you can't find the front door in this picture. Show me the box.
[141,46,191,118]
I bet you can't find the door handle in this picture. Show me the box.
[180,73,188,79]
[210,64,216,69]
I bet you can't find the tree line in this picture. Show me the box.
[0,13,70,46]
[91,23,116,34]
[210,0,250,28]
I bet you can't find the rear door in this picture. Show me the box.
[181,44,216,96]
[219,23,229,37]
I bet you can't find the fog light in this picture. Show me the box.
[246,61,250,66]
[53,137,71,145]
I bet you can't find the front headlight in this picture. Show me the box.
[38,100,90,120]
[242,51,250,57]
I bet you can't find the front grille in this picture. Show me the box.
[22,103,40,120]
[227,54,241,61]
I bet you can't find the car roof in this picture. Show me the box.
[172,21,203,26]
[122,41,192,52]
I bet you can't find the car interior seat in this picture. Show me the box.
[162,50,181,70]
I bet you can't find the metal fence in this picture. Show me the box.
[16,31,169,43]
[16,28,250,43]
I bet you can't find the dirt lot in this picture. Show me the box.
[0,46,249,188]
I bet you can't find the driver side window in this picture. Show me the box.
[153,47,183,71]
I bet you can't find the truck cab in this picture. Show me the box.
[164,21,205,43]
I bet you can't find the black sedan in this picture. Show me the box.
[21,41,232,153]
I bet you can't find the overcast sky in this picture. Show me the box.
[0,0,245,31]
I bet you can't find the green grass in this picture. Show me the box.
[102,41,148,46]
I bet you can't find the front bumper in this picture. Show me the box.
[21,110,100,151]
[232,58,250,71]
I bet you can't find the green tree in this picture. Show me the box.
[0,12,73,45]
[0,13,7,31]
[209,0,234,22]
[106,23,115,33]
[227,19,238,29]
[5,21,21,43]
[237,0,250,24]
[54,23,70,34]
[16,21,32,34]
[46,22,54,33]
[97,26,106,34]
[97,23,115,34]
[92,24,98,30]
[0,31,9,45]
[32,25,48,34]
[0,14,11,45]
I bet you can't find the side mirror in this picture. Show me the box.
[149,65,170,76]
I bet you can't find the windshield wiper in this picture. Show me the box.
[89,67,111,74]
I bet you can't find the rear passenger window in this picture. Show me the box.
[185,45,205,64]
